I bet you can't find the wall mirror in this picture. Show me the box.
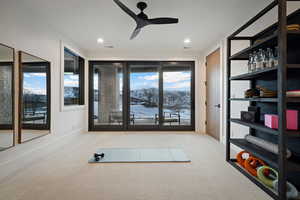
[19,51,51,143]
[0,43,15,150]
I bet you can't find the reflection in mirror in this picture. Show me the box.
[0,44,14,151]
[19,52,51,143]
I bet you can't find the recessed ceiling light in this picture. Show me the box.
[97,38,104,44]
[184,38,191,44]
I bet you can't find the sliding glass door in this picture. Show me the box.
[90,62,124,130]
[89,61,195,131]
[162,63,193,127]
[129,62,159,127]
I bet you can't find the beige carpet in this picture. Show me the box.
[0,131,14,148]
[21,129,49,143]
[0,132,271,200]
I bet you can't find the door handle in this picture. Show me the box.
[214,104,221,108]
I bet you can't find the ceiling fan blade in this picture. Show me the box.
[113,0,138,21]
[148,18,179,24]
[130,27,141,40]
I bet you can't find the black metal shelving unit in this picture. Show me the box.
[226,1,300,200]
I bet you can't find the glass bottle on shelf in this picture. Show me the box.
[252,51,257,71]
[261,49,267,69]
[266,48,274,68]
[248,53,253,72]
[255,50,261,71]
[274,46,279,67]
[257,49,264,70]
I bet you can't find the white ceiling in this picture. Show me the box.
[20,0,273,56]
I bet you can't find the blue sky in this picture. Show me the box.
[23,73,46,95]
[64,74,79,87]
[24,71,191,95]
[130,72,158,90]
[93,71,191,91]
[24,73,79,95]
[131,71,191,91]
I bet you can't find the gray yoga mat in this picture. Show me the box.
[88,148,191,163]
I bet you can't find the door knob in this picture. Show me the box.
[214,104,221,108]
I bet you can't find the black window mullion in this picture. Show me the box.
[191,62,196,129]
[123,62,129,130]
[158,63,164,128]
[46,62,51,130]
[88,61,94,131]
[79,56,85,105]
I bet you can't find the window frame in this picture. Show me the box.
[60,42,85,111]
[88,60,195,131]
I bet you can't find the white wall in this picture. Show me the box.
[0,0,88,138]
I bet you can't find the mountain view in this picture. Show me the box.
[93,70,192,125]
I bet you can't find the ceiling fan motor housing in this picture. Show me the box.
[137,2,148,19]
[137,2,147,11]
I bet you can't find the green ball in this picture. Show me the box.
[257,166,278,188]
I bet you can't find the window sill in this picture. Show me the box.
[61,105,86,112]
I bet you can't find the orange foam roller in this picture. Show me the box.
[244,157,266,177]
[236,151,251,168]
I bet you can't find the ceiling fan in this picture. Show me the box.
[113,0,179,40]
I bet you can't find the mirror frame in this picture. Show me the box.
[0,43,15,149]
[18,51,51,143]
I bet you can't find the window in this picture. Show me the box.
[89,61,195,131]
[64,48,84,106]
